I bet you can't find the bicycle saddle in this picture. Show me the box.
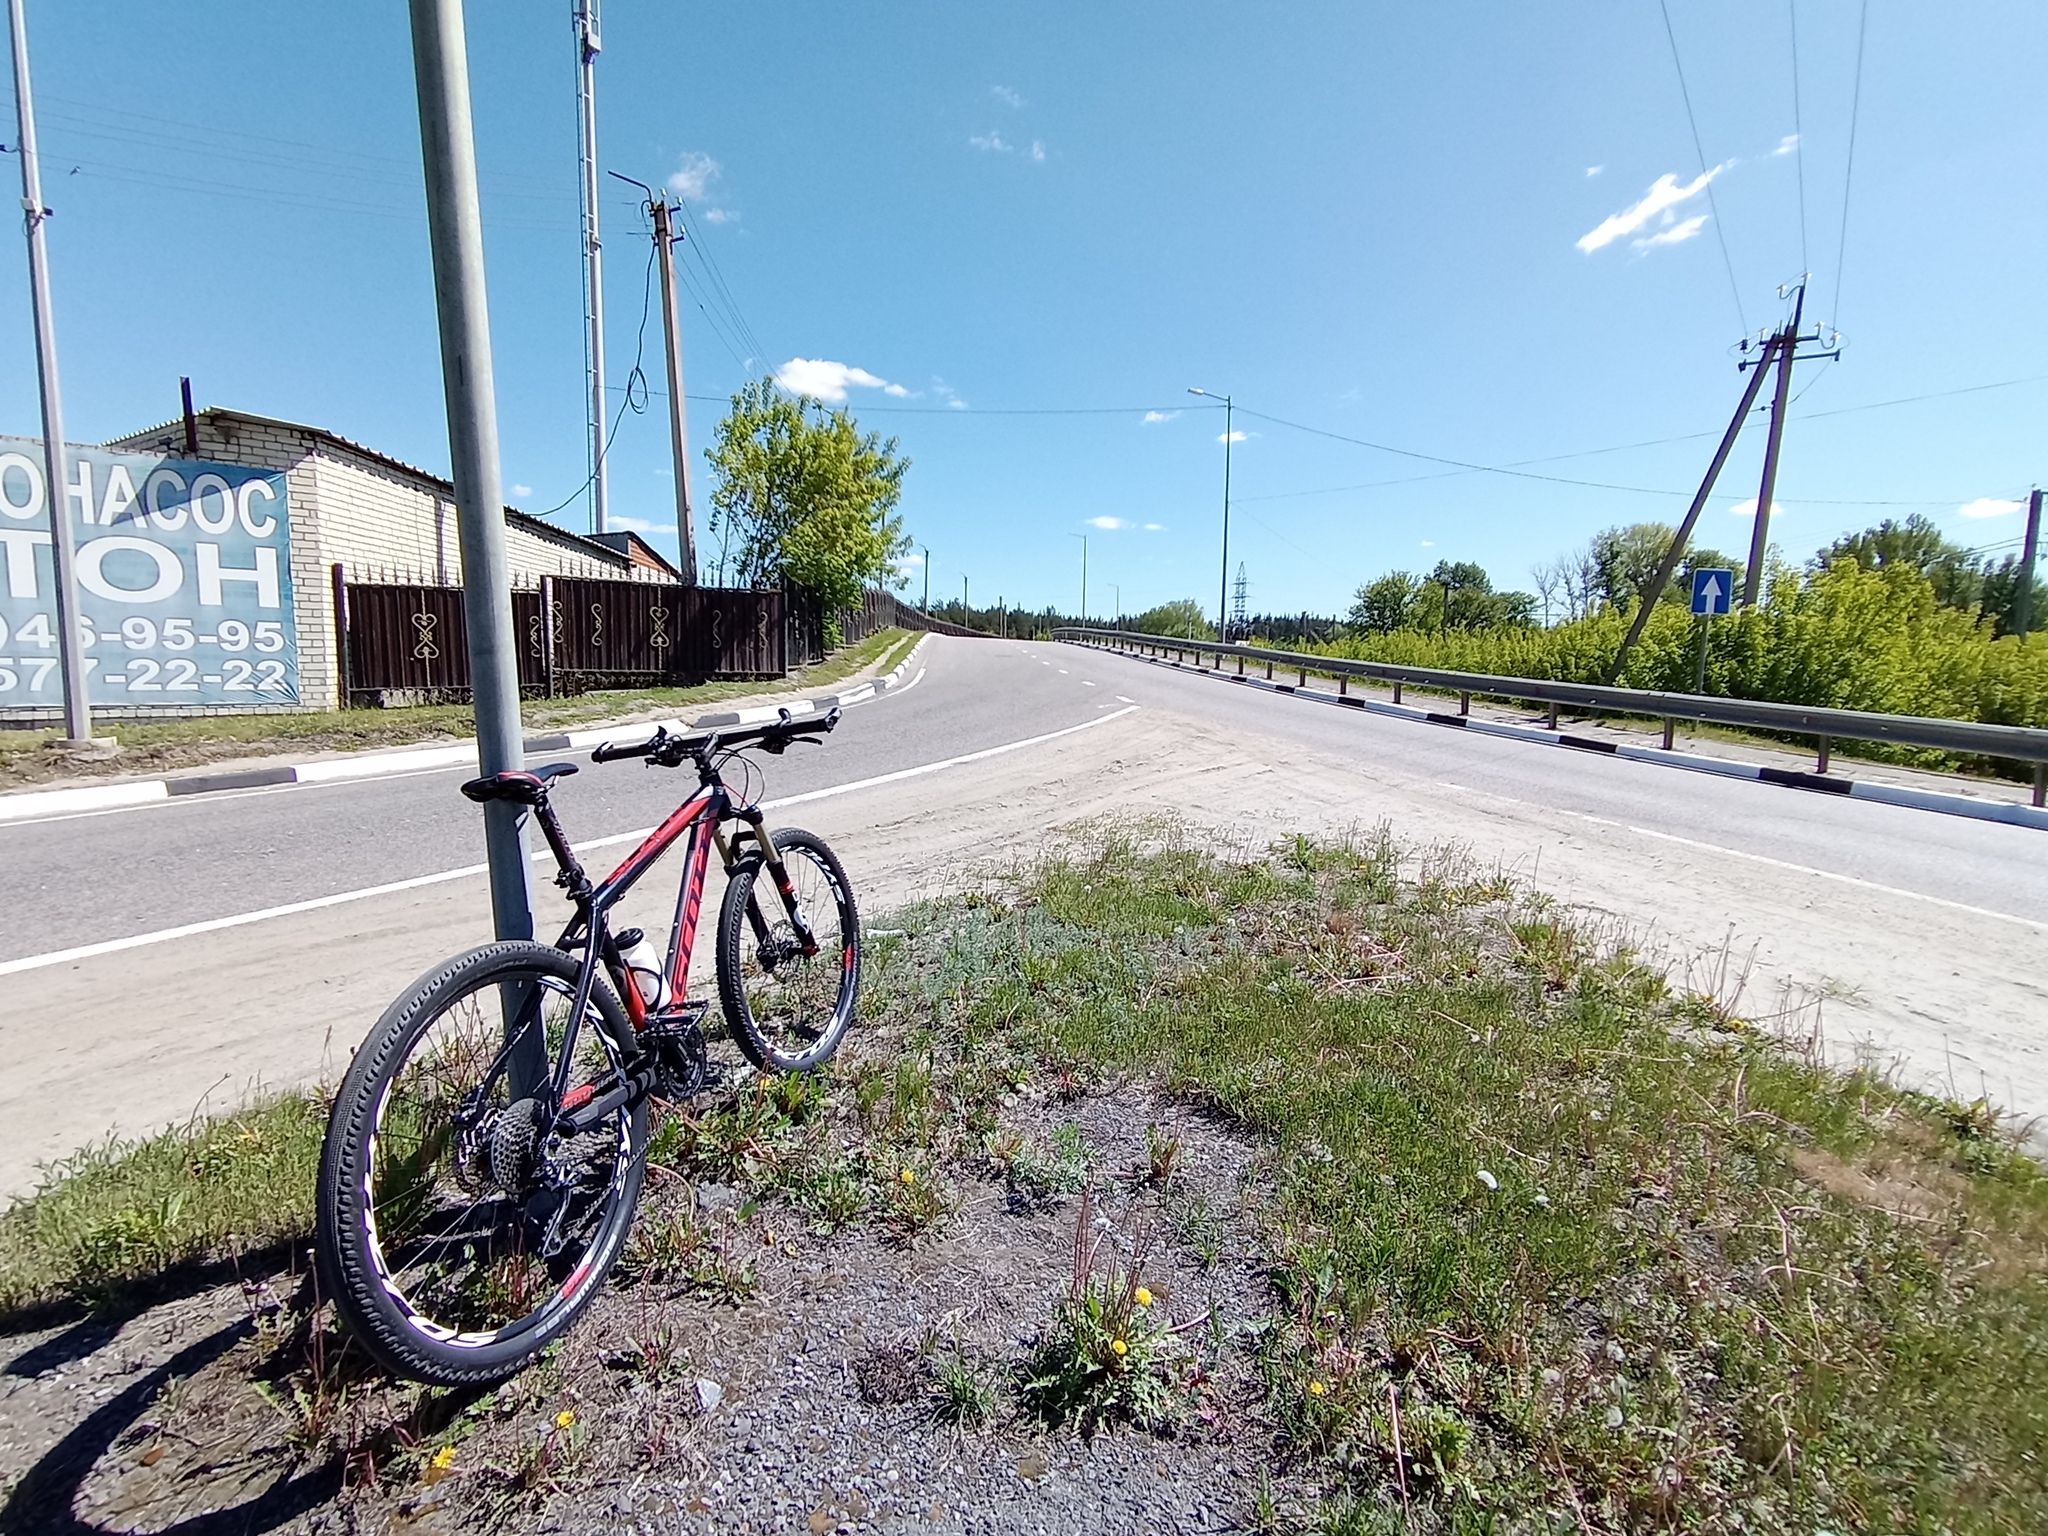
[459,762,579,805]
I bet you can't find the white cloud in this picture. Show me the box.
[1087,516,1129,530]
[898,550,926,568]
[510,483,532,498]
[774,357,906,402]
[969,131,1010,153]
[1585,165,1604,177]
[1029,140,1046,162]
[1218,429,1248,443]
[607,514,662,534]
[701,207,737,225]
[1143,523,1165,531]
[668,151,720,201]
[1633,214,1708,250]
[1728,497,1777,520]
[1958,497,2024,520]
[1578,167,1722,252]
[1142,410,1178,424]
[931,378,969,410]
[992,85,1023,109]
[1770,133,1800,157]
[1420,540,1435,548]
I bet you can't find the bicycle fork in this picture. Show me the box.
[724,806,821,961]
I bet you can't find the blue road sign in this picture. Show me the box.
[1690,567,1734,616]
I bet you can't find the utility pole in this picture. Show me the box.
[1111,583,1120,625]
[921,546,929,611]
[1189,388,1233,639]
[572,0,608,534]
[1608,332,1781,679]
[7,0,94,745]
[1070,532,1087,623]
[1744,281,1817,607]
[2016,487,2043,641]
[410,0,534,964]
[612,175,696,582]
[962,574,968,624]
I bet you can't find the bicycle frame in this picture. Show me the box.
[519,771,815,1124]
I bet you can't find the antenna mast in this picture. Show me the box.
[573,0,608,533]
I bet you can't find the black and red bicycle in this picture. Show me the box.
[314,709,859,1384]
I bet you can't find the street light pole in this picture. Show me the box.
[1189,388,1233,639]
[1111,584,1120,626]
[1069,533,1087,623]
[7,0,94,745]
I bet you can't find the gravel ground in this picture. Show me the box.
[0,1072,1319,1535]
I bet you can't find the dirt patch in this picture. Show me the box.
[1790,1145,1960,1223]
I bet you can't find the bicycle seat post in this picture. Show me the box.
[532,792,591,901]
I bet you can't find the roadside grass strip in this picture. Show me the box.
[2,824,2043,1530]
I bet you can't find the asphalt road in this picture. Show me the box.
[1,633,2042,1191]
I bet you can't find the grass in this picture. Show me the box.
[0,627,916,790]
[4,821,2044,1532]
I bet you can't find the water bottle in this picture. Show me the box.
[615,928,671,1010]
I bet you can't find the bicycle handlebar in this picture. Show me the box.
[589,706,840,767]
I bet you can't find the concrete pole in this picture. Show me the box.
[2016,487,2042,641]
[650,197,697,583]
[7,0,93,744]
[1744,285,1805,607]
[1219,395,1233,641]
[573,0,608,533]
[408,0,533,952]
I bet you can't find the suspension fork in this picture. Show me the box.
[731,804,820,958]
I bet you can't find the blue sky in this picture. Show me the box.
[3,2,2043,620]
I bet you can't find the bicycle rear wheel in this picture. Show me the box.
[716,827,861,1072]
[315,942,646,1385]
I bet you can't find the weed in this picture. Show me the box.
[877,1157,955,1241]
[1143,1122,1182,1183]
[1020,1188,1178,1432]
[1001,1123,1092,1211]
[931,1350,998,1427]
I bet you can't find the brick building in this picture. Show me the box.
[105,405,674,712]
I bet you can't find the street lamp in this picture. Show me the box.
[1111,584,1120,626]
[1188,387,1233,641]
[921,545,930,612]
[1068,533,1088,623]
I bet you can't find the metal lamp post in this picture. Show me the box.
[1188,387,1233,640]
[1069,532,1087,623]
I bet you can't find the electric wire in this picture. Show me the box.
[1658,0,1747,336]
[535,237,657,520]
[1788,0,1810,279]
[1829,0,1870,329]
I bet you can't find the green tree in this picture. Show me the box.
[1979,554,2048,638]
[1349,572,1420,633]
[1813,515,1983,611]
[1128,599,1215,639]
[705,378,910,614]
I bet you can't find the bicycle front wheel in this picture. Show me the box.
[716,827,861,1072]
[315,942,646,1385]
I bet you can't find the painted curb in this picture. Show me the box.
[1070,640,2048,834]
[0,633,937,825]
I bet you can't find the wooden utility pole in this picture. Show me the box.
[2016,487,2042,641]
[650,195,697,582]
[1744,283,1805,607]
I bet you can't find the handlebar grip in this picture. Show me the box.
[590,733,661,764]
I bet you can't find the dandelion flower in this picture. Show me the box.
[900,1169,916,1185]
[1111,1338,1128,1357]
[430,1445,457,1470]
[1308,1380,1327,1398]
[1134,1286,1153,1308]
[554,1409,577,1430]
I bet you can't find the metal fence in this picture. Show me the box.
[336,568,785,703]
[1056,626,2048,803]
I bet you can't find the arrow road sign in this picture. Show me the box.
[1691,567,1734,616]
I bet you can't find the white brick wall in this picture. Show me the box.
[104,411,644,712]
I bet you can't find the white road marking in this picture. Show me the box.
[1116,696,1134,704]
[0,704,1143,977]
[1620,824,2048,933]
[1081,681,1096,687]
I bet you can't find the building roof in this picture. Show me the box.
[107,405,636,572]
[586,530,683,580]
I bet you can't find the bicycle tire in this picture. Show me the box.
[315,941,647,1385]
[715,827,861,1073]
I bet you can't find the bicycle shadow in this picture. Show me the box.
[0,1316,341,1536]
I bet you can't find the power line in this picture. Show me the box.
[535,238,657,520]
[1788,0,1809,279]
[1829,0,1870,329]
[1658,0,1747,336]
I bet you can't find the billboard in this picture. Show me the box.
[0,437,297,710]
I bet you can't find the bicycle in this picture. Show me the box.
[314,708,860,1385]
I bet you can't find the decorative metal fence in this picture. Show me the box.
[335,567,784,704]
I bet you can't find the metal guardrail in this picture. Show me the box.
[1054,627,2048,804]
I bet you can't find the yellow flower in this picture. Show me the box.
[430,1445,457,1470]
[1308,1379,1327,1398]
[554,1409,577,1430]
[899,1169,916,1185]
[1134,1286,1153,1308]
[1111,1338,1128,1357]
